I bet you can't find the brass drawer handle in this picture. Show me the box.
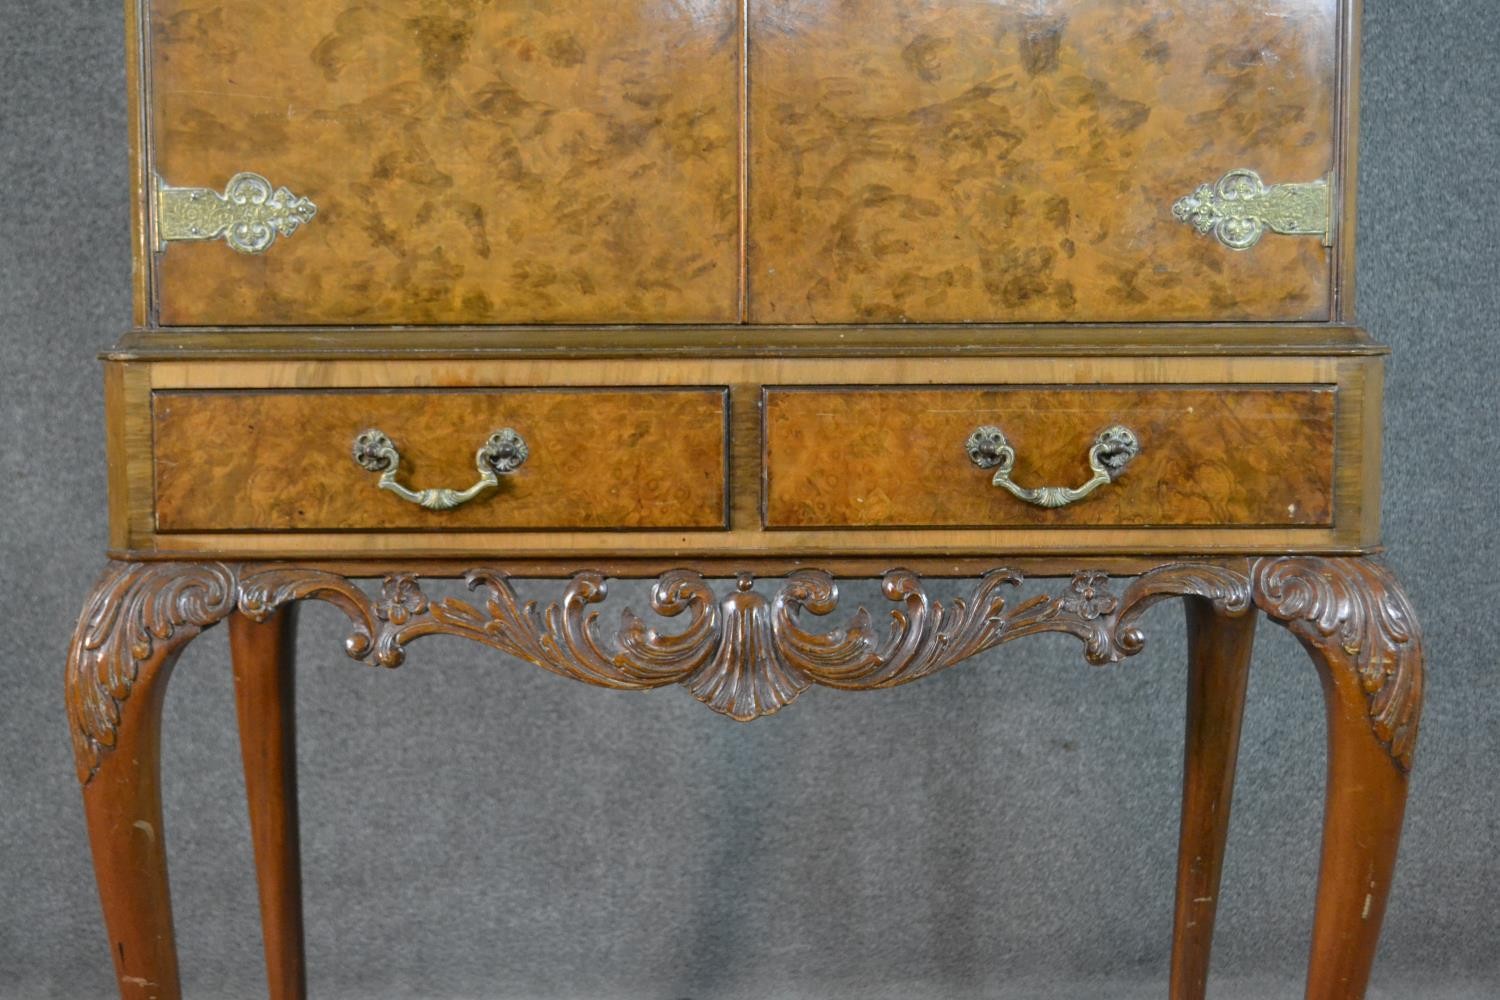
[352,428,528,511]
[966,425,1140,509]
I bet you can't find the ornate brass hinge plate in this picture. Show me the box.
[154,172,317,255]
[1173,169,1333,251]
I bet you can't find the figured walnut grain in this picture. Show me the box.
[152,389,729,531]
[748,0,1339,323]
[763,386,1336,528]
[149,0,742,325]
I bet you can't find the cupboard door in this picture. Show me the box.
[748,0,1341,324]
[149,0,741,325]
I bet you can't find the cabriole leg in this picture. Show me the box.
[67,562,239,1000]
[1252,557,1423,1000]
[231,606,307,1000]
[1168,596,1256,999]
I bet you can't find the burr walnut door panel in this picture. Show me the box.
[152,389,730,531]
[748,0,1341,323]
[763,386,1337,528]
[148,0,742,325]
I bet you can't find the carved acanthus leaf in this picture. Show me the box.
[68,558,1425,783]
[66,562,238,784]
[69,561,1258,783]
[263,564,1250,718]
[1251,557,1423,772]
[238,565,383,659]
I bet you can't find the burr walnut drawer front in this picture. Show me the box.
[152,389,729,532]
[763,386,1337,529]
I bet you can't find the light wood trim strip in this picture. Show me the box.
[109,362,156,549]
[1325,356,1383,548]
[125,0,151,326]
[1335,0,1364,321]
[104,365,129,550]
[100,554,1264,580]
[1357,355,1385,543]
[136,526,1352,559]
[1339,356,1379,551]
[729,379,760,531]
[142,357,1340,391]
[109,326,1387,360]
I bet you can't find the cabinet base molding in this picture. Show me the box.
[65,556,1422,1000]
[69,560,1252,773]
[68,557,1420,779]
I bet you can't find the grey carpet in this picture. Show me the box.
[1,0,1496,997]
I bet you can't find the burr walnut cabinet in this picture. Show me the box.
[69,1,1422,998]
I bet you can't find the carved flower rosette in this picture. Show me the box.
[68,558,1419,783]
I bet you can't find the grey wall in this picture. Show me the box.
[1,2,1496,998]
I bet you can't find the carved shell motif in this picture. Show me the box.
[66,559,1421,786]
[69,562,1265,783]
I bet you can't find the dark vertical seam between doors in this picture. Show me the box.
[738,0,750,323]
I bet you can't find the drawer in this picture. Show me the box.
[763,386,1337,529]
[153,389,729,531]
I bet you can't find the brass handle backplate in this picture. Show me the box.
[352,428,528,511]
[966,425,1140,509]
